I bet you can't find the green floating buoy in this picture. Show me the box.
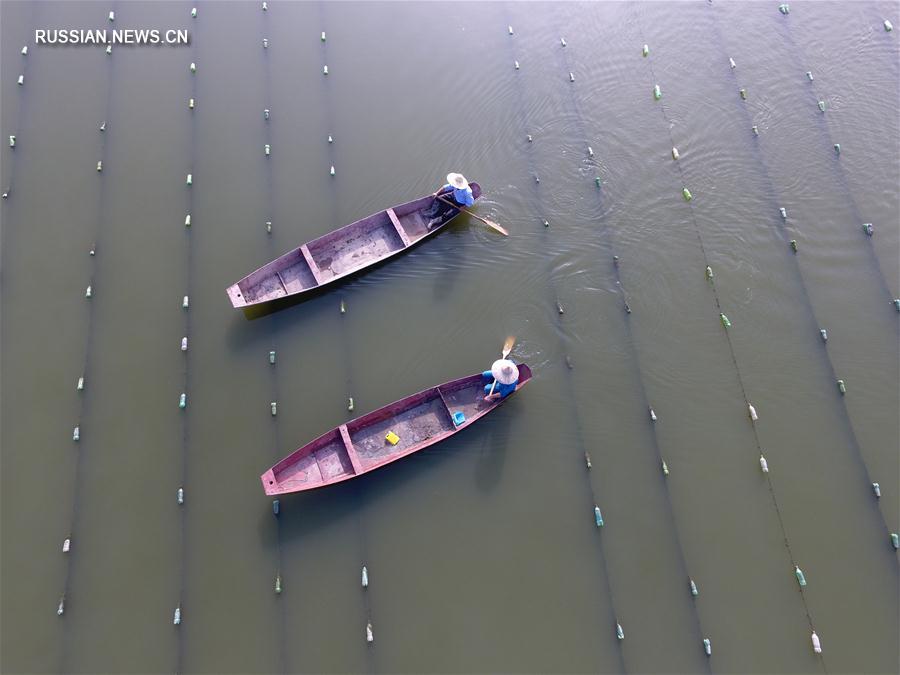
[690,578,698,596]
[884,19,893,32]
[682,187,692,202]
[705,265,713,281]
[720,313,731,328]
[348,397,354,411]
[779,4,790,15]
[862,223,873,236]
[653,84,661,100]
[274,573,282,594]
[662,460,669,476]
[795,565,807,587]
[739,88,747,100]
[817,100,826,112]
[789,239,798,253]
[837,379,846,395]
[833,143,840,155]
[594,176,601,187]
[179,393,187,409]
[642,44,649,57]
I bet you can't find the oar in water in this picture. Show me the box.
[487,335,517,398]
[436,194,509,236]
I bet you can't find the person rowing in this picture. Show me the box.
[423,172,474,228]
[482,358,520,402]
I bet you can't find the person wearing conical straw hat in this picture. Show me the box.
[423,172,474,228]
[482,358,520,402]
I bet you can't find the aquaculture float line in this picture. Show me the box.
[635,7,827,667]
[771,6,900,313]
[258,4,289,674]
[707,2,899,554]
[504,14,623,672]
[58,6,117,672]
[547,16,711,668]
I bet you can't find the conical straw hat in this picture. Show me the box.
[491,359,519,385]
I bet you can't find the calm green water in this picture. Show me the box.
[2,2,897,673]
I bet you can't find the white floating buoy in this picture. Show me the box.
[811,631,821,653]
[739,87,747,100]
[108,10,115,21]
[271,401,277,416]
[186,173,192,186]
[105,45,112,55]
[649,407,657,422]
[820,328,827,342]
[17,75,24,86]
[705,265,713,280]
[179,393,187,409]
[672,146,680,160]
[729,57,736,69]
[366,621,373,643]
[321,31,326,42]
[262,1,267,10]
[57,596,65,616]
[85,285,92,298]
[269,350,276,364]
[330,165,335,176]
[779,207,787,219]
[508,25,514,35]
[265,144,271,156]
[185,214,191,227]
[806,71,814,81]
[662,460,669,476]
[795,565,807,587]
[100,121,106,132]
[759,454,769,473]
[348,397,354,411]
[569,72,575,82]
[616,623,624,640]
[182,295,189,309]
[9,135,16,148]
[594,505,604,527]
[833,143,840,154]
[190,62,196,73]
[77,376,84,391]
[587,146,594,157]
[817,100,826,112]
[21,45,28,55]
[266,221,272,233]
[884,19,893,32]
[275,574,282,594]
[748,403,758,421]
[188,98,194,110]
[191,7,197,18]
[177,487,184,504]
[96,161,103,172]
[779,4,790,15]
[264,108,270,120]
[174,606,182,625]
[703,638,711,656]
[653,84,661,100]
[527,134,532,142]
[560,37,567,47]
[262,38,269,49]
[690,578,698,596]
[585,452,592,469]
[327,135,333,143]
[181,337,188,352]
[323,65,328,75]
[514,60,519,70]
[862,223,873,236]
[642,44,649,57]
[361,565,368,588]
[73,426,80,441]
[891,533,899,549]
[62,538,71,552]
[752,125,759,136]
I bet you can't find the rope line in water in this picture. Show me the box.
[503,10,626,671]
[771,9,900,310]
[58,5,117,672]
[546,12,711,669]
[634,6,827,670]
[707,3,899,556]
[316,5,377,670]
[174,3,200,672]
[258,5,289,673]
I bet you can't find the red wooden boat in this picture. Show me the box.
[227,183,482,308]
[261,364,532,495]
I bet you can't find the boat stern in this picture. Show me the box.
[226,282,248,308]
[261,469,280,496]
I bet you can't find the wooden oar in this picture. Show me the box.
[436,194,509,236]
[487,335,517,398]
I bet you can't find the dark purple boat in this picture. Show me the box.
[261,364,532,495]
[227,183,482,308]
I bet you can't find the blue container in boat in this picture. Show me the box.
[452,411,466,426]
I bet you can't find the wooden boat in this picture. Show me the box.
[261,364,532,495]
[227,183,482,308]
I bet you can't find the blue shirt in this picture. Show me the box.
[442,184,474,207]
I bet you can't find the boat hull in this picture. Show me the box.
[261,364,532,495]
[228,183,482,308]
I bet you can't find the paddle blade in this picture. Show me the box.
[484,219,509,237]
[501,335,516,359]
